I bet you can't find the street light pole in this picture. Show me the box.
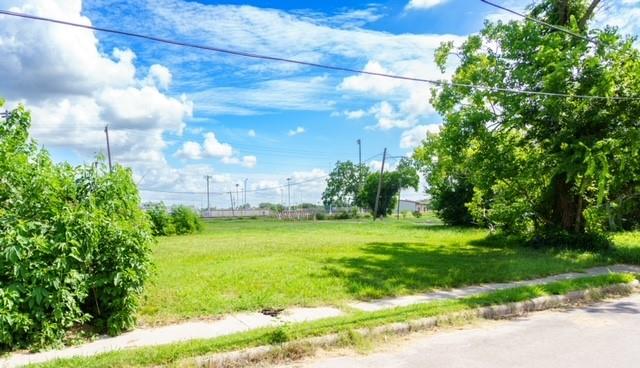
[204,175,212,213]
[236,183,240,211]
[244,178,248,208]
[287,178,291,211]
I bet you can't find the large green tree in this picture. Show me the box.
[416,0,640,245]
[322,161,369,207]
[358,159,419,218]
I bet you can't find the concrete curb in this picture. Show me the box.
[196,280,639,368]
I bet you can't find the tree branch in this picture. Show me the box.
[579,0,602,30]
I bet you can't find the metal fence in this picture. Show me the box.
[201,209,273,218]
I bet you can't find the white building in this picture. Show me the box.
[398,199,430,213]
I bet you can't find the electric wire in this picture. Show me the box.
[1,9,638,101]
[480,0,596,44]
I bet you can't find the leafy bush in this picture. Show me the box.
[145,203,201,236]
[146,202,174,236]
[315,212,326,220]
[0,103,153,350]
[170,206,202,235]
[413,211,423,218]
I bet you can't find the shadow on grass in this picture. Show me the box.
[321,240,600,301]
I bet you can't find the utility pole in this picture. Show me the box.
[244,178,248,208]
[373,148,387,221]
[357,138,362,214]
[286,178,292,211]
[229,191,235,216]
[104,125,113,173]
[204,175,212,212]
[357,138,362,170]
[235,183,240,214]
[397,178,402,220]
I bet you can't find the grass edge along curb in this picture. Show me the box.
[194,279,639,368]
[29,273,638,368]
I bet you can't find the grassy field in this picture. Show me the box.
[138,218,640,325]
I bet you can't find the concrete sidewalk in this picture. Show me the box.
[2,264,639,367]
[281,293,640,368]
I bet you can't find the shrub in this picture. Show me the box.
[171,206,202,235]
[146,202,173,236]
[315,212,326,220]
[413,211,423,218]
[0,103,153,350]
[334,211,351,220]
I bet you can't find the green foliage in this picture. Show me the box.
[413,132,475,227]
[170,206,202,235]
[358,161,419,218]
[415,0,640,246]
[412,211,423,218]
[329,208,359,220]
[145,202,174,236]
[322,161,369,207]
[144,203,201,236]
[267,327,290,344]
[0,102,153,350]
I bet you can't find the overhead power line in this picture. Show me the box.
[480,0,596,44]
[1,9,638,101]
[140,174,329,196]
[140,151,386,196]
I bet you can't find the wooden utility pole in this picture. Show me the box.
[229,191,235,216]
[373,148,387,221]
[104,125,113,172]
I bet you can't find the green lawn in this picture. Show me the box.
[138,219,639,325]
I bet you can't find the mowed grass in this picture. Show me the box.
[138,218,639,324]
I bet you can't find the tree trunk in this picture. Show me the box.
[549,173,585,233]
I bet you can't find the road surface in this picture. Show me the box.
[278,294,640,368]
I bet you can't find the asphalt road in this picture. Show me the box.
[280,294,640,368]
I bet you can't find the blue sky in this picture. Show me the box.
[1,0,639,207]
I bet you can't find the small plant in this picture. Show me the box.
[268,327,290,344]
[315,212,326,220]
[413,211,423,218]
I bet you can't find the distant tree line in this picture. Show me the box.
[322,159,419,218]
